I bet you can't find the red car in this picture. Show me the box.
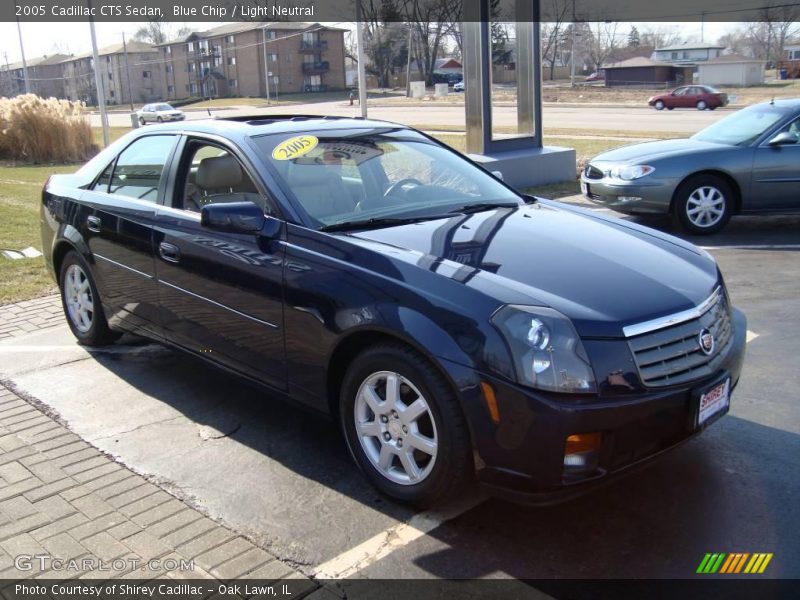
[648,85,729,111]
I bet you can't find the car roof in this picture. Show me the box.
[133,115,412,142]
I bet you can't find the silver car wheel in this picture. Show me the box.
[686,186,726,228]
[697,100,707,110]
[655,100,665,110]
[64,264,94,333]
[354,370,438,486]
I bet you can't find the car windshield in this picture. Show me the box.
[691,104,788,146]
[253,129,521,229]
[155,104,174,111]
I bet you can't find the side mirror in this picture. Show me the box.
[201,201,266,234]
[492,170,504,181]
[768,131,798,146]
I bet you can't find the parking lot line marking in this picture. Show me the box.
[700,244,800,250]
[746,330,759,343]
[312,489,486,579]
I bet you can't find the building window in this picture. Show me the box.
[165,65,173,73]
[187,63,195,72]
[269,53,278,62]
[683,51,689,59]
[108,72,113,80]
[226,35,234,43]
[143,71,151,78]
[185,84,191,92]
[109,90,115,97]
[187,42,194,52]
[227,57,236,65]
[267,31,277,40]
[213,56,222,67]
[164,46,171,54]
[671,52,678,59]
[106,56,111,63]
[272,76,279,85]
[228,79,237,87]
[190,83,198,94]
[168,85,174,93]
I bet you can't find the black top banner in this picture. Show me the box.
[4,0,800,22]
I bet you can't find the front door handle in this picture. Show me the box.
[158,242,181,263]
[87,215,101,233]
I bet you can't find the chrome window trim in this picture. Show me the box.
[623,287,722,338]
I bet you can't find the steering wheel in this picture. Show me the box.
[383,178,424,198]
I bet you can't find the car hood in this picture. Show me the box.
[590,138,729,164]
[346,203,719,338]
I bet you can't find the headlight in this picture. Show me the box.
[608,165,655,181]
[491,305,597,394]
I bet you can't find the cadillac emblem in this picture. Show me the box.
[698,328,715,355]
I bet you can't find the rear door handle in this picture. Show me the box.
[87,215,101,233]
[158,242,181,263]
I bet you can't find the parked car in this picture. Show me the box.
[453,80,465,92]
[137,103,185,125]
[582,99,800,234]
[42,116,746,506]
[648,85,729,111]
[585,71,605,82]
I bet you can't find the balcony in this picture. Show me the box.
[191,48,220,58]
[300,40,329,52]
[302,61,330,74]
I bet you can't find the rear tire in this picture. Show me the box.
[59,251,120,346]
[340,342,472,507]
[673,174,733,235]
[697,100,708,110]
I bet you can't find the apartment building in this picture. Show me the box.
[157,22,346,100]
[61,41,163,106]
[4,54,71,98]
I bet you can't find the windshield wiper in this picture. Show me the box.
[447,201,520,215]
[319,215,448,233]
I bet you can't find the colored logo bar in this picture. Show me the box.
[697,553,773,574]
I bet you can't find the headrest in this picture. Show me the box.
[287,163,338,187]
[196,155,243,190]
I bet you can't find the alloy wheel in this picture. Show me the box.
[64,264,94,333]
[354,370,438,485]
[686,186,726,229]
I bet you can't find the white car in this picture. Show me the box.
[453,80,464,92]
[137,103,185,125]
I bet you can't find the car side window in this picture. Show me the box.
[785,117,800,139]
[673,87,686,96]
[178,142,265,213]
[109,135,176,202]
[91,161,115,192]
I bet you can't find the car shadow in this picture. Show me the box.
[83,340,800,579]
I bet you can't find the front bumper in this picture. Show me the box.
[457,307,747,505]
[581,175,676,215]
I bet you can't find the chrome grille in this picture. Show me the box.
[627,290,733,387]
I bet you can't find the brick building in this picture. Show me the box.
[61,41,163,106]
[157,22,346,100]
[4,54,70,99]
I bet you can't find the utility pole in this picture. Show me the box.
[15,16,31,94]
[87,0,109,147]
[700,13,705,43]
[262,26,271,104]
[405,26,413,97]
[355,2,368,117]
[569,0,576,87]
[122,32,134,112]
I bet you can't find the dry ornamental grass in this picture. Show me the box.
[0,94,96,163]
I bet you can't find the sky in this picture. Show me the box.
[0,20,738,66]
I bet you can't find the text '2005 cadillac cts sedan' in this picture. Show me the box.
[41,116,746,506]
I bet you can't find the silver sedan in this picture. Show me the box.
[137,103,186,125]
[581,99,800,234]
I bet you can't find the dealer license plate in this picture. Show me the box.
[698,378,730,427]
[581,181,589,196]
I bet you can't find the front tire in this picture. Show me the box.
[673,175,733,235]
[139,117,146,125]
[340,342,472,506]
[59,251,119,346]
[654,100,665,110]
[156,116,163,123]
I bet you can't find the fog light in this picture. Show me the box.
[563,433,602,474]
[616,196,642,203]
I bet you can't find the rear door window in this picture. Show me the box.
[109,135,177,202]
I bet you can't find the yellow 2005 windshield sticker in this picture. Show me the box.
[272,135,319,161]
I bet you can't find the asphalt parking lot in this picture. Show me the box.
[1,210,798,582]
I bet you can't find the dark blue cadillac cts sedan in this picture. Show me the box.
[41,116,746,506]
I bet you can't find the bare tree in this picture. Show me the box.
[586,22,621,71]
[540,0,571,80]
[400,0,461,85]
[638,25,684,51]
[746,4,799,67]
